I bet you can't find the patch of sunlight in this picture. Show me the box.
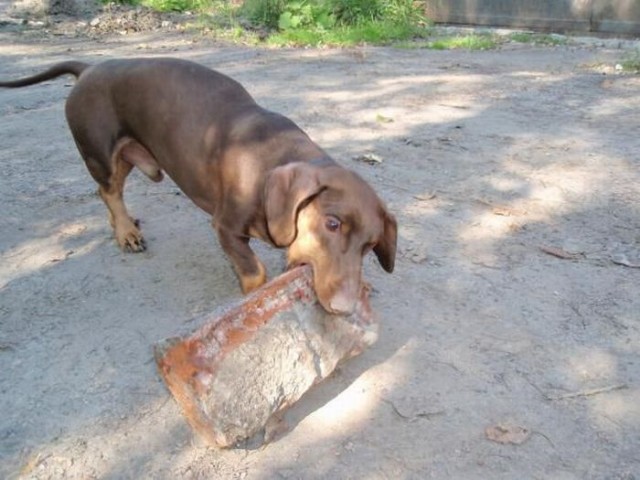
[376,73,488,89]
[557,347,639,432]
[459,150,605,245]
[304,379,379,434]
[587,96,640,117]
[509,71,547,78]
[590,387,640,431]
[488,176,529,193]
[567,348,618,383]
[402,197,441,223]
[301,338,415,440]
[0,221,103,288]
[324,73,487,111]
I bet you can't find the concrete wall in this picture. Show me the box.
[424,0,640,36]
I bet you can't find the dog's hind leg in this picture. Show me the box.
[103,138,165,252]
[99,142,147,253]
[71,133,148,253]
[66,88,154,252]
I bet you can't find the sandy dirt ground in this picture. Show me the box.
[1,14,640,480]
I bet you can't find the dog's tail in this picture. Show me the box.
[0,61,90,88]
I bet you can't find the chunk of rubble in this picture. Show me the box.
[154,265,378,447]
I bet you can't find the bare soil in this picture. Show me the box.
[1,12,639,480]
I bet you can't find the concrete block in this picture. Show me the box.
[154,265,378,448]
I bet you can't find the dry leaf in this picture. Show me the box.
[485,424,531,445]
[476,199,526,216]
[353,153,383,165]
[375,113,394,123]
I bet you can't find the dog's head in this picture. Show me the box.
[265,162,397,314]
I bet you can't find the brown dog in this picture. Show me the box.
[0,58,397,314]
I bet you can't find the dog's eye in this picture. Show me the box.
[325,216,341,232]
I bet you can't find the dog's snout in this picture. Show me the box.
[327,289,358,316]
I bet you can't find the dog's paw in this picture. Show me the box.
[116,226,147,253]
[123,236,147,253]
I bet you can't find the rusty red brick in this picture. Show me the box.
[154,265,378,448]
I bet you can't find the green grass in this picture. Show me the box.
[267,20,428,47]
[396,33,499,51]
[509,32,567,46]
[429,34,498,50]
[127,0,221,13]
[102,0,430,47]
[97,1,582,52]
[396,30,573,51]
[620,50,640,73]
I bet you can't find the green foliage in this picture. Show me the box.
[428,34,497,50]
[380,0,425,25]
[397,33,497,50]
[268,18,427,46]
[620,50,640,73]
[275,1,335,30]
[141,0,195,11]
[241,0,424,30]
[396,33,497,51]
[329,0,383,24]
[240,0,287,28]
[126,0,428,46]
[103,0,139,5]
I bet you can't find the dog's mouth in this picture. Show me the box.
[286,261,357,316]
[287,261,308,271]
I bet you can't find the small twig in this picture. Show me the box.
[475,198,526,216]
[382,398,411,420]
[547,384,628,401]
[414,411,446,420]
[531,430,555,448]
[539,245,582,260]
[381,398,445,422]
[429,359,462,374]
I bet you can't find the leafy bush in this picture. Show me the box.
[142,0,205,12]
[620,49,640,73]
[277,1,335,30]
[268,18,428,46]
[241,0,424,31]
[381,0,425,25]
[120,0,428,46]
[329,0,383,24]
[240,0,287,28]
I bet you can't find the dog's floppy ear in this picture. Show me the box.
[374,209,397,273]
[265,163,323,247]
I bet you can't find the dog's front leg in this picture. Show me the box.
[215,224,267,294]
